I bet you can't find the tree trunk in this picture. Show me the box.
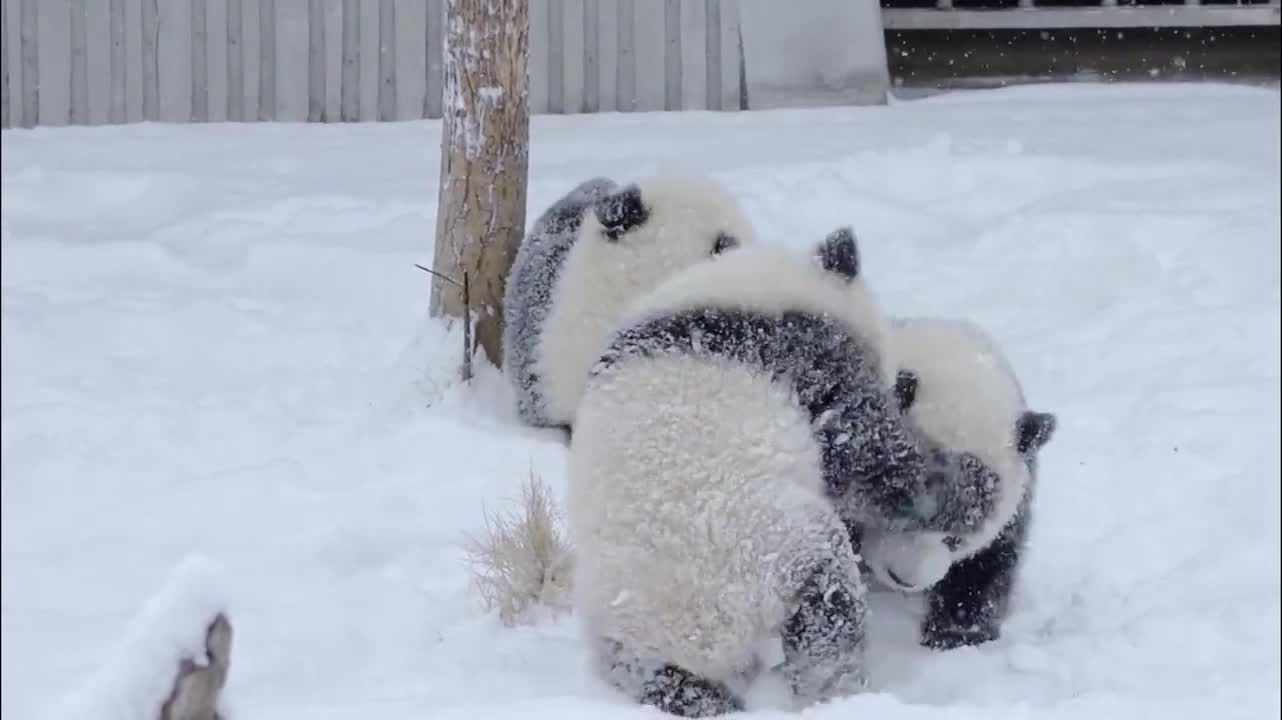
[430,0,530,372]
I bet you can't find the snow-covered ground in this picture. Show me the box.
[3,83,1279,719]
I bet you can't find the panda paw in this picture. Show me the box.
[920,621,999,651]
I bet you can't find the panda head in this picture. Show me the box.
[582,175,756,264]
[861,318,1058,593]
[621,224,895,386]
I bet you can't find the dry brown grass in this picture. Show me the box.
[464,470,574,626]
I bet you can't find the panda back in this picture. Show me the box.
[503,177,617,424]
[569,352,851,681]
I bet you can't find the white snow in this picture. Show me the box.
[43,555,230,720]
[3,82,1279,719]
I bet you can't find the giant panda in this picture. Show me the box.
[502,175,756,431]
[567,230,1014,717]
[859,316,1058,651]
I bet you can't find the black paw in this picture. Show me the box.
[639,665,743,718]
[921,622,999,651]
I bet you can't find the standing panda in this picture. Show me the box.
[568,230,1013,717]
[502,175,756,431]
[860,316,1058,651]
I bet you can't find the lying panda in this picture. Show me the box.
[861,316,1058,650]
[502,175,756,431]
[568,230,1012,717]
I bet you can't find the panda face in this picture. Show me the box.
[588,177,755,261]
[858,318,1058,593]
[863,404,1057,593]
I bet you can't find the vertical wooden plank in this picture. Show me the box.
[423,0,442,118]
[307,0,324,120]
[581,0,597,113]
[663,0,679,110]
[69,0,89,124]
[615,0,633,112]
[227,0,244,120]
[192,0,208,121]
[527,0,547,114]
[631,0,663,111]
[560,0,583,115]
[1,0,9,128]
[545,0,563,113]
[259,0,275,119]
[142,0,159,120]
[392,0,420,121]
[678,0,703,110]
[377,0,393,120]
[339,0,357,121]
[18,0,36,127]
[596,0,616,112]
[358,0,375,121]
[732,2,746,110]
[703,0,720,111]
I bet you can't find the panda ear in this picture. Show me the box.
[711,232,739,255]
[593,185,649,241]
[816,226,860,281]
[894,370,918,412]
[1015,411,1057,454]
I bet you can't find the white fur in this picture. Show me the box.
[534,176,757,426]
[569,356,858,682]
[863,316,1032,592]
[568,244,882,686]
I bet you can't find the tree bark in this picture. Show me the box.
[430,0,530,371]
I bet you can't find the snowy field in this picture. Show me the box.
[3,83,1279,719]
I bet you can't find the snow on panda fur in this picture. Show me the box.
[502,175,756,430]
[567,231,1012,717]
[860,316,1058,650]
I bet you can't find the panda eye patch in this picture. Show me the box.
[943,536,964,551]
[712,233,738,255]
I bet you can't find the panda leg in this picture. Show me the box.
[922,510,1029,650]
[594,637,744,718]
[778,556,869,706]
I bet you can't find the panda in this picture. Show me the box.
[502,175,756,431]
[567,230,1013,717]
[859,316,1058,651]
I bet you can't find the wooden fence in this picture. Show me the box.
[0,0,750,128]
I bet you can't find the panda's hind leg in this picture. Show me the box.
[594,637,744,718]
[778,554,869,706]
[921,509,1029,650]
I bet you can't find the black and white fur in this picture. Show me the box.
[860,317,1057,650]
[567,232,1009,716]
[502,176,756,430]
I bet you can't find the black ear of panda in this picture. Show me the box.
[894,370,919,412]
[1015,410,1057,455]
[593,185,649,241]
[816,226,860,281]
[711,232,739,255]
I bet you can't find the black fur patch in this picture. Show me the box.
[637,665,744,717]
[1015,410,1057,455]
[816,227,860,280]
[591,307,992,534]
[712,232,739,255]
[594,185,650,241]
[780,557,869,702]
[922,505,1031,651]
[598,639,744,717]
[894,370,919,411]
